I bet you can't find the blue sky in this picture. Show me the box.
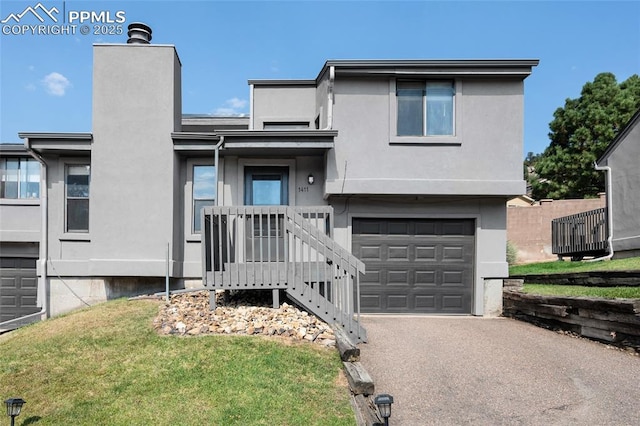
[1,0,639,156]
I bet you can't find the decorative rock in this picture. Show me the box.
[153,290,335,347]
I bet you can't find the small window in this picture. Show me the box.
[0,158,40,199]
[397,81,454,136]
[66,164,90,232]
[263,122,310,130]
[193,165,216,233]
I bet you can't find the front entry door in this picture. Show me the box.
[244,167,289,261]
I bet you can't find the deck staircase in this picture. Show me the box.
[202,206,367,343]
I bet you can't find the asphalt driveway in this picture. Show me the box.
[359,316,640,426]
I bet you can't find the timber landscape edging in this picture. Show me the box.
[503,289,640,353]
[510,271,640,286]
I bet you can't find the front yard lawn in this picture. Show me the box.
[510,257,640,276]
[0,299,355,426]
[522,284,640,299]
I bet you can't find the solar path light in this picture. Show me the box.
[4,398,25,426]
[374,393,394,426]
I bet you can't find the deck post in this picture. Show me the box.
[272,289,280,308]
[209,290,216,311]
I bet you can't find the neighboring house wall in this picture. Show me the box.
[0,201,40,244]
[0,146,41,322]
[598,110,640,259]
[507,196,606,264]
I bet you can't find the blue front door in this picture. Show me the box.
[244,167,289,261]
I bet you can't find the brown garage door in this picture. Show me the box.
[353,218,475,314]
[0,257,40,322]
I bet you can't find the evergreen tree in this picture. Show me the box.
[530,73,640,199]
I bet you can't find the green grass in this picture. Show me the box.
[0,299,355,426]
[509,257,640,276]
[522,284,640,299]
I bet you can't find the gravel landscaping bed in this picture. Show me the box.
[152,290,336,347]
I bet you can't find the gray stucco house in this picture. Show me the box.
[0,26,538,334]
[596,108,640,259]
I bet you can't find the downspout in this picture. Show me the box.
[214,136,224,206]
[590,162,614,261]
[208,136,224,310]
[325,65,335,130]
[24,139,49,318]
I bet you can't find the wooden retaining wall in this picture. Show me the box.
[511,271,640,287]
[503,290,640,352]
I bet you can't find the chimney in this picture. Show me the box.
[127,22,152,44]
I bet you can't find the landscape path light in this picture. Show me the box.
[4,398,25,426]
[374,393,394,426]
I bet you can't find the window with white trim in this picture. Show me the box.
[396,80,455,136]
[192,165,216,233]
[0,158,40,199]
[66,164,90,232]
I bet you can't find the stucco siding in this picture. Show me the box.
[0,201,40,242]
[330,196,508,316]
[78,45,182,276]
[252,85,317,129]
[326,78,525,196]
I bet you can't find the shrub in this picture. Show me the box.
[507,240,518,265]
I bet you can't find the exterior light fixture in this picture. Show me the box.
[307,174,315,185]
[4,398,25,426]
[374,393,394,426]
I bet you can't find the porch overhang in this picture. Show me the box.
[172,130,336,156]
[19,132,93,153]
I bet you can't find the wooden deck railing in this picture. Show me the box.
[551,207,608,259]
[201,206,366,342]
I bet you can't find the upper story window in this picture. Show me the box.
[396,81,455,136]
[66,164,90,233]
[0,158,40,199]
[193,165,216,233]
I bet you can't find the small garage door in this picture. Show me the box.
[353,218,475,314]
[0,257,39,323]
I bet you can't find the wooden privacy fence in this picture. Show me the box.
[551,207,608,259]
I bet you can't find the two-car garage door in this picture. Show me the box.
[353,218,475,314]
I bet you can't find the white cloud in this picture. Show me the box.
[41,72,71,96]
[212,97,248,116]
[25,83,36,91]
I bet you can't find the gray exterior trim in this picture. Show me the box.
[325,179,525,196]
[0,144,31,155]
[248,79,316,86]
[171,132,220,154]
[318,59,539,81]
[19,133,93,152]
[217,130,338,138]
[18,132,93,140]
[249,60,539,87]
[93,43,182,66]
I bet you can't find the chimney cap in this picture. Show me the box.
[127,22,152,44]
